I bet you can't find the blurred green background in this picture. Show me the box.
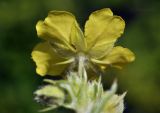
[0,0,160,113]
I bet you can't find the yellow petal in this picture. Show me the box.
[50,41,75,58]
[91,46,135,69]
[36,11,85,56]
[85,8,125,58]
[70,21,87,52]
[31,42,73,76]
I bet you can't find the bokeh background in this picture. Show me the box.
[0,0,160,113]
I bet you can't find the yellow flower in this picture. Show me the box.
[31,8,135,76]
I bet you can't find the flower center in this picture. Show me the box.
[66,52,102,77]
[76,52,88,65]
[76,52,88,76]
[66,52,89,73]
